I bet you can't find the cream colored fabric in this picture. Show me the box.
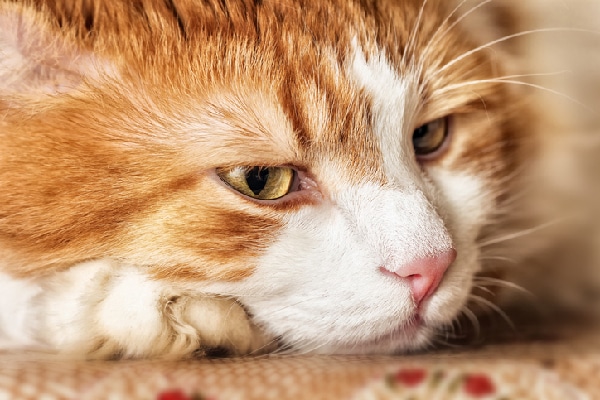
[0,328,598,399]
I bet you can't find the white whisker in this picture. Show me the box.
[406,0,430,69]
[294,336,331,356]
[472,284,495,296]
[468,294,515,331]
[473,276,531,296]
[459,306,480,338]
[434,78,596,115]
[479,255,518,264]
[248,337,280,356]
[494,71,572,81]
[253,297,313,317]
[422,0,495,61]
[434,27,600,77]
[479,216,570,247]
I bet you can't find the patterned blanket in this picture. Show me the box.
[1,324,598,399]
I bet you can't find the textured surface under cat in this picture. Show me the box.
[0,324,599,400]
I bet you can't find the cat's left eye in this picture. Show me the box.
[412,117,450,159]
[216,166,296,200]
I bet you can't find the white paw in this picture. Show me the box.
[34,260,274,359]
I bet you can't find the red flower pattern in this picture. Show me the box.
[463,374,496,397]
[157,389,190,400]
[394,368,427,387]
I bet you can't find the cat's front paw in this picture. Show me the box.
[167,295,276,358]
[36,260,274,359]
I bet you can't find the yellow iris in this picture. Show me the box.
[412,117,449,156]
[217,166,295,200]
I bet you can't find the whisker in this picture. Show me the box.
[472,284,495,297]
[478,255,518,264]
[433,78,596,115]
[270,342,292,356]
[248,335,281,356]
[267,331,301,356]
[492,71,572,81]
[422,0,495,61]
[479,216,571,247]
[405,0,430,68]
[198,292,268,298]
[473,276,532,296]
[468,294,515,331]
[493,184,531,205]
[449,314,463,338]
[458,306,481,339]
[431,335,464,349]
[434,27,600,77]
[472,277,545,315]
[483,185,542,216]
[251,297,314,318]
[433,327,470,347]
[293,336,330,356]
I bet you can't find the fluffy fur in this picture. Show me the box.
[0,0,597,358]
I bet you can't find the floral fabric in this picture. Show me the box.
[0,352,597,400]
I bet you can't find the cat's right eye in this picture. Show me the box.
[216,166,296,200]
[412,117,450,160]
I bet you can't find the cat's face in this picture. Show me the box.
[0,0,522,353]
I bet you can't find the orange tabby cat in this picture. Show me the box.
[0,0,597,359]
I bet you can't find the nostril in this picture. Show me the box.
[380,249,457,305]
[406,274,436,304]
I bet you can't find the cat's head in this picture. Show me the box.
[0,0,526,354]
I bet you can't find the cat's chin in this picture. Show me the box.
[297,319,435,355]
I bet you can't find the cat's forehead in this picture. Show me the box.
[112,3,489,156]
[162,1,496,182]
[34,0,506,184]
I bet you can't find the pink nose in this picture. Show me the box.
[380,249,456,305]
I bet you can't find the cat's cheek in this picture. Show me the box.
[109,174,289,283]
[420,171,495,322]
[210,184,462,353]
[428,170,496,242]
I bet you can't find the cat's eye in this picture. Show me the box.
[216,166,296,200]
[412,117,450,159]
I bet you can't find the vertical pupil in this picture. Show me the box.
[413,124,429,140]
[245,167,270,195]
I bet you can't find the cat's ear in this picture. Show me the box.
[0,3,109,96]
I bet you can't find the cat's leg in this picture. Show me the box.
[29,259,272,359]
